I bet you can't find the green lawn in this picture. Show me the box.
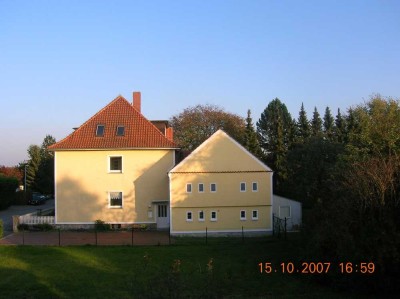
[0,235,365,298]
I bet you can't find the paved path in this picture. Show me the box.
[0,199,55,236]
[0,230,171,246]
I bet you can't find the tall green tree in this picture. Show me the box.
[296,102,310,141]
[311,107,322,136]
[244,109,262,158]
[36,135,56,194]
[26,145,41,190]
[256,98,293,192]
[334,108,346,143]
[323,106,335,140]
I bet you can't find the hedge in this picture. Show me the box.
[0,176,19,210]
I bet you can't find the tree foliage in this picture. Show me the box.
[256,98,293,192]
[296,102,310,141]
[0,166,23,183]
[170,104,245,153]
[311,107,322,136]
[243,109,262,158]
[323,106,334,140]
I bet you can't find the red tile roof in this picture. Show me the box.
[49,96,178,150]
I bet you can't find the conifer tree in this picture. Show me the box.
[323,106,335,140]
[311,107,322,136]
[297,102,310,141]
[244,109,262,158]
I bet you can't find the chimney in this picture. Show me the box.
[132,91,141,112]
[166,127,174,142]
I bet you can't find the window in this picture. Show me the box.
[186,183,192,193]
[109,156,122,172]
[116,126,125,136]
[240,182,246,192]
[96,125,105,136]
[109,192,122,208]
[279,206,291,218]
[240,210,246,220]
[198,211,204,221]
[210,183,217,193]
[252,210,258,220]
[186,211,193,221]
[210,211,217,221]
[158,204,167,217]
[198,183,204,193]
[252,182,258,192]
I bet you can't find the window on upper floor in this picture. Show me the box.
[109,156,122,172]
[210,183,217,193]
[198,183,204,193]
[109,191,123,208]
[96,124,105,136]
[116,125,125,136]
[240,182,246,192]
[252,182,258,192]
[186,183,192,193]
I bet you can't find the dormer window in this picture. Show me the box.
[116,126,125,136]
[96,125,105,136]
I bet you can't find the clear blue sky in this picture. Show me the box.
[1,0,399,166]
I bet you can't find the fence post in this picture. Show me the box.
[242,226,244,243]
[284,217,287,240]
[22,228,25,245]
[206,227,208,245]
[58,228,61,246]
[272,213,275,236]
[131,227,134,246]
[168,229,171,245]
[95,229,98,246]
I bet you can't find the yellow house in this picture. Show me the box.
[168,129,273,236]
[49,93,178,229]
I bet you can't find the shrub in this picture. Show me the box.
[17,224,29,231]
[0,176,18,210]
[0,219,3,238]
[94,219,110,231]
[32,223,54,231]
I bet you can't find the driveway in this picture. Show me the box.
[0,199,55,236]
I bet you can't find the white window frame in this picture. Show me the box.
[108,155,123,173]
[240,182,246,192]
[210,183,217,193]
[198,211,205,222]
[252,182,258,192]
[186,183,192,193]
[240,210,246,220]
[108,191,123,209]
[252,210,258,220]
[198,183,204,193]
[279,205,291,218]
[210,211,217,221]
[186,211,193,222]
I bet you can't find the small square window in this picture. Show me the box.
[240,182,246,192]
[186,211,193,221]
[109,192,122,208]
[252,210,258,220]
[240,210,246,220]
[210,211,217,221]
[186,183,192,193]
[198,183,204,193]
[252,182,258,192]
[198,211,204,221]
[210,183,217,193]
[96,125,105,136]
[109,156,122,172]
[116,126,125,136]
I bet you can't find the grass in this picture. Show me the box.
[0,235,368,298]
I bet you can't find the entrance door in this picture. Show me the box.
[156,204,169,229]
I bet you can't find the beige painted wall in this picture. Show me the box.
[55,149,174,224]
[170,172,272,232]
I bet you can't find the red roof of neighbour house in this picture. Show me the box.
[48,95,178,150]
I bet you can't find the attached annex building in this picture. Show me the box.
[49,92,274,235]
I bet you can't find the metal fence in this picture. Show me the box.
[272,213,287,239]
